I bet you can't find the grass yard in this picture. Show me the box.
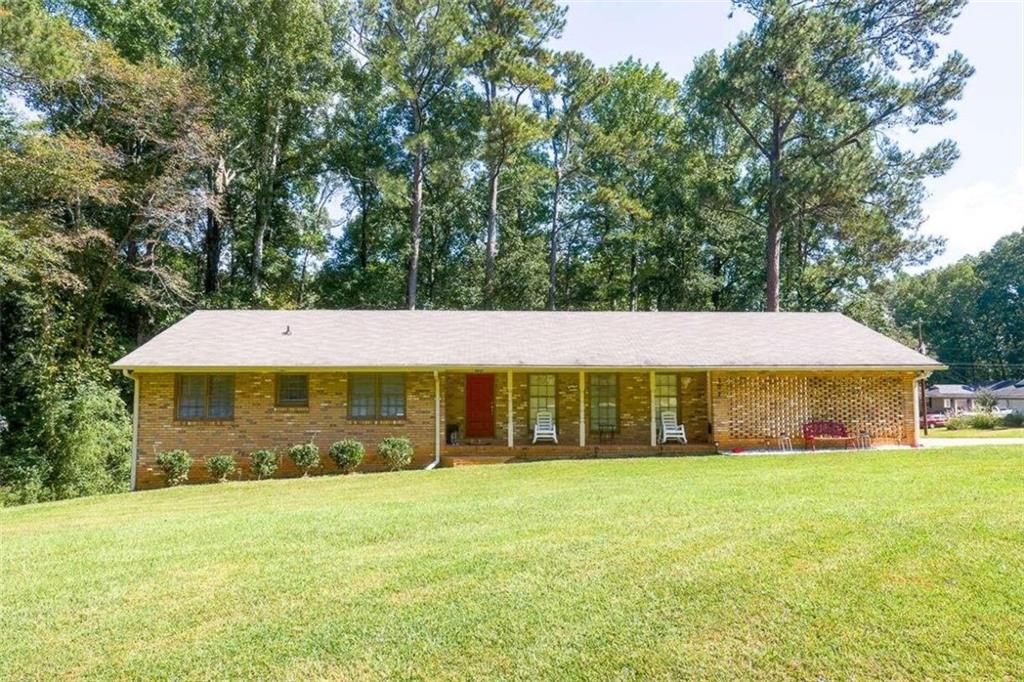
[923,427,1024,439]
[2,447,1022,680]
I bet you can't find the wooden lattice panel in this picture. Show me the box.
[712,372,914,444]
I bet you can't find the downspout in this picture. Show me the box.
[122,370,139,491]
[426,370,441,469]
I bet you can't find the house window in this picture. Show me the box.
[590,374,618,432]
[276,374,309,407]
[654,374,678,419]
[380,374,406,418]
[348,373,406,419]
[176,374,234,420]
[529,374,556,428]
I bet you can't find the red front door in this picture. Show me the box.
[465,374,495,438]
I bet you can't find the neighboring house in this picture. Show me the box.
[926,380,1024,415]
[111,311,942,489]
[925,384,980,414]
[989,379,1024,414]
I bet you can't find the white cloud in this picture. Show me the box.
[916,167,1024,269]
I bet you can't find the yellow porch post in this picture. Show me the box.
[649,370,657,447]
[706,370,714,442]
[579,370,586,447]
[507,370,514,448]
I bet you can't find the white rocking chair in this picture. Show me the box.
[532,411,558,444]
[660,411,687,444]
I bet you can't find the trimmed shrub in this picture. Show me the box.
[967,413,1000,430]
[1003,413,1024,428]
[155,450,192,486]
[378,437,413,471]
[250,449,279,480]
[288,442,320,476]
[205,455,236,482]
[945,416,967,431]
[329,439,365,474]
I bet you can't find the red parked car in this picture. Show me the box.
[921,412,949,428]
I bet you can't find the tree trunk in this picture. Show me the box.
[406,143,424,310]
[204,205,221,295]
[359,184,369,270]
[547,168,561,310]
[251,199,268,299]
[765,113,783,312]
[251,116,281,300]
[483,169,499,308]
[204,165,222,295]
[629,245,639,312]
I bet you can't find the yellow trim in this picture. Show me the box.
[114,364,945,373]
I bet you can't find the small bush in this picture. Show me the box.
[1003,412,1024,428]
[288,442,320,476]
[155,449,192,486]
[329,439,365,474]
[250,449,279,480]
[205,455,236,482]
[967,413,1000,430]
[378,437,413,471]
[945,416,967,431]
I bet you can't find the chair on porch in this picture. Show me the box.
[532,411,558,444]
[660,411,687,444]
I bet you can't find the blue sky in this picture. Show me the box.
[557,0,1024,268]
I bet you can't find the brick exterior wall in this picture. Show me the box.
[135,371,439,489]
[134,368,916,488]
[709,371,918,448]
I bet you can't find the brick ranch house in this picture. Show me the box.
[111,310,942,489]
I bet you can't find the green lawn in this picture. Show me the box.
[923,427,1024,438]
[2,448,1022,680]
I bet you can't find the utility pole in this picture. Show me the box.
[917,321,928,436]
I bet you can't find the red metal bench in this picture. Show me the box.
[802,420,857,451]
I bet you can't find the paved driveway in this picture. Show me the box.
[921,438,1024,447]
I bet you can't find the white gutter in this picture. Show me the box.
[425,370,441,470]
[122,369,139,491]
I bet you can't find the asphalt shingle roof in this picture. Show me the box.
[111,310,942,371]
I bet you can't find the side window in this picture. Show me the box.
[529,374,556,428]
[349,374,376,418]
[348,374,405,419]
[654,374,678,418]
[276,374,309,407]
[177,375,206,419]
[379,374,406,418]
[590,374,618,432]
[176,374,234,420]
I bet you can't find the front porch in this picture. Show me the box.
[440,370,713,463]
[434,369,920,464]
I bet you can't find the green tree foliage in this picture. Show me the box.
[1,0,980,502]
[467,0,564,306]
[690,0,972,311]
[885,230,1024,383]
